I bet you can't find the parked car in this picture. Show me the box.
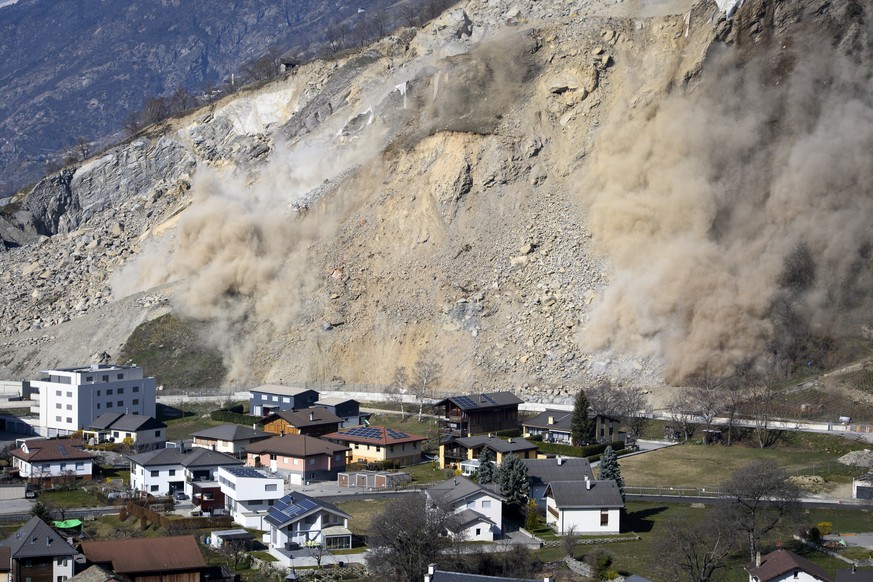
[173,491,188,500]
[24,490,37,499]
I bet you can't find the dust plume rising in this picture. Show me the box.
[578,43,873,383]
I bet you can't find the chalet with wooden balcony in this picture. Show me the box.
[435,392,523,437]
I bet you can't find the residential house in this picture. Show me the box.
[10,437,95,483]
[440,435,538,471]
[745,548,834,582]
[80,536,206,582]
[323,426,427,466]
[544,478,623,534]
[259,408,342,437]
[190,424,271,455]
[836,567,873,581]
[436,392,523,437]
[246,434,349,485]
[426,476,504,541]
[128,445,243,497]
[83,413,166,450]
[522,409,624,445]
[29,364,157,437]
[0,516,78,582]
[250,385,319,416]
[266,491,352,551]
[313,397,371,428]
[424,564,552,582]
[217,466,285,529]
[523,457,594,510]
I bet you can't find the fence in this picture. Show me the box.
[624,485,724,498]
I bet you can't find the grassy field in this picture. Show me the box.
[620,435,868,490]
[40,488,104,509]
[334,498,391,537]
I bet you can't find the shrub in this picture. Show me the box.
[817,521,833,536]
[808,526,822,543]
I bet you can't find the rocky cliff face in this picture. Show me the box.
[1,0,871,404]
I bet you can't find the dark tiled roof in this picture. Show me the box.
[89,413,165,432]
[248,434,350,458]
[544,480,624,509]
[522,457,594,487]
[127,447,243,469]
[836,568,873,582]
[323,425,427,446]
[427,476,504,506]
[454,436,537,454]
[0,517,78,559]
[81,535,205,574]
[190,424,270,441]
[11,438,95,463]
[522,410,572,432]
[746,549,833,582]
[451,508,496,530]
[88,413,125,431]
[435,392,523,411]
[429,568,541,582]
[263,408,342,428]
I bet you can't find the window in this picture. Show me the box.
[86,376,93,381]
[113,431,119,438]
[376,446,381,452]
[106,389,113,395]
[117,373,124,380]
[56,416,62,422]
[261,394,267,400]
[60,463,66,470]
[151,470,159,477]
[476,528,481,536]
[265,484,278,491]
[56,403,61,409]
[309,458,315,465]
[389,445,394,452]
[75,463,84,470]
[133,386,139,392]
[66,391,72,397]
[294,458,299,465]
[96,404,101,409]
[106,402,112,408]
[55,390,61,396]
[272,396,278,401]
[66,404,72,410]
[133,399,139,405]
[482,500,491,509]
[118,388,124,394]
[169,469,176,476]
[600,510,609,526]
[102,375,109,382]
[97,390,101,396]
[117,401,123,407]
[283,397,290,403]
[150,485,159,492]
[66,417,72,423]
[155,430,161,437]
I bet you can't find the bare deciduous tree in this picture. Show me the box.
[409,352,441,422]
[587,381,650,438]
[666,393,696,441]
[388,366,410,420]
[655,512,738,582]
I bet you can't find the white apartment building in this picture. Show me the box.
[218,466,285,529]
[30,364,157,436]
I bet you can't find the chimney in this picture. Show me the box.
[309,411,315,422]
[556,456,563,466]
[508,438,513,444]
[425,564,437,582]
[585,475,591,490]
[547,416,554,425]
[755,551,761,568]
[852,564,857,574]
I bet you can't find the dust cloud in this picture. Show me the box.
[579,43,873,383]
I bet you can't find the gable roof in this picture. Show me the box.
[435,392,523,411]
[0,516,78,559]
[260,408,342,428]
[248,434,350,458]
[88,413,165,432]
[450,508,496,531]
[190,424,270,442]
[252,385,319,397]
[428,568,542,582]
[746,549,834,582]
[314,397,357,407]
[81,535,205,574]
[427,476,504,506]
[265,491,351,528]
[453,435,537,454]
[523,457,594,487]
[11,438,95,463]
[544,480,624,509]
[523,409,619,432]
[323,425,427,446]
[127,447,243,469]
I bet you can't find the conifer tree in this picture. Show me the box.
[495,453,529,506]
[476,448,495,484]
[598,445,625,501]
[571,389,594,446]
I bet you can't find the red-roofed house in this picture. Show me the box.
[80,535,206,582]
[10,438,95,483]
[746,548,834,582]
[323,426,427,466]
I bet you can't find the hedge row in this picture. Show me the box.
[534,440,626,458]
[210,410,259,425]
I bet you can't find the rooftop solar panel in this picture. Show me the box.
[481,394,497,405]
[57,445,67,457]
[454,395,476,408]
[386,429,409,439]
[225,466,271,479]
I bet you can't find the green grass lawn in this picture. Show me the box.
[334,498,391,537]
[39,488,103,509]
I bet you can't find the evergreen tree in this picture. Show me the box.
[476,448,495,484]
[495,453,529,506]
[571,389,594,446]
[525,498,539,531]
[598,445,625,501]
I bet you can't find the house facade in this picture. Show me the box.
[217,466,285,529]
[259,408,342,437]
[436,392,523,438]
[323,426,427,466]
[440,435,538,470]
[426,476,504,541]
[544,478,623,534]
[522,409,624,445]
[250,385,319,416]
[30,364,157,437]
[246,434,349,485]
[190,424,271,455]
[128,446,243,496]
[523,457,594,510]
[83,413,166,450]
[10,437,95,482]
[313,397,371,428]
[265,492,352,551]
[0,517,78,582]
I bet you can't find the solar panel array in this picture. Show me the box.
[343,427,383,439]
[267,494,319,526]
[454,394,498,408]
[57,445,68,457]
[225,466,270,479]
[385,428,410,439]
